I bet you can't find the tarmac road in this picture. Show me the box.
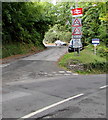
[1,46,107,119]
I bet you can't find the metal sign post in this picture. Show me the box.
[73,39,82,55]
[94,44,97,54]
[70,0,83,55]
[92,38,100,55]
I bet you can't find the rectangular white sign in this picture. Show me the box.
[73,39,82,48]
[92,38,100,44]
[72,35,82,39]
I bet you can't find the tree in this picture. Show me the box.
[2,2,55,45]
[44,24,71,43]
[82,2,107,46]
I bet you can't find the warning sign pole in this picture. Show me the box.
[70,0,83,55]
[75,0,78,8]
[75,0,80,55]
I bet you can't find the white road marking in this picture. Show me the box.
[72,73,78,75]
[41,72,47,75]
[21,93,84,118]
[59,71,65,73]
[100,85,108,89]
[66,71,72,73]
[0,63,10,68]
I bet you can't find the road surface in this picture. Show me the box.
[1,46,107,119]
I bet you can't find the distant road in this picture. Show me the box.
[2,46,107,119]
[44,43,56,47]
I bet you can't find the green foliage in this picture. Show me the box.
[2,2,56,57]
[82,6,100,42]
[2,2,55,45]
[44,2,107,47]
[2,43,45,58]
[97,46,108,57]
[2,2,108,59]
[83,61,108,73]
[44,24,71,43]
[54,2,72,26]
[58,45,107,74]
[82,2,107,46]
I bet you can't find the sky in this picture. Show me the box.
[52,0,56,5]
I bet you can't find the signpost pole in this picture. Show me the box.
[92,38,100,54]
[74,48,76,56]
[78,47,80,55]
[75,0,80,55]
[71,0,82,56]
[94,44,97,54]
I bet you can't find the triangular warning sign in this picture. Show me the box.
[72,27,82,35]
[72,18,82,27]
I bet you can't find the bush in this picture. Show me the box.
[97,47,108,57]
[83,61,108,73]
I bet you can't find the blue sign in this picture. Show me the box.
[92,38,100,44]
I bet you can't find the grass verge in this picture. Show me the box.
[1,42,46,59]
[58,45,107,74]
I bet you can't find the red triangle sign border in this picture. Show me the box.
[72,27,82,35]
[72,18,82,27]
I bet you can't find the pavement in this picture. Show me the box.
[1,46,107,119]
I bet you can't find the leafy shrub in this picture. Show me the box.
[83,61,108,73]
[97,47,108,57]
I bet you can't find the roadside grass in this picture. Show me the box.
[0,45,2,59]
[58,45,107,74]
[2,43,45,59]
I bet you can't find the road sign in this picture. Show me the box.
[72,35,82,39]
[72,18,82,27]
[72,27,82,35]
[92,38,100,44]
[92,38,100,54]
[73,39,82,48]
[71,8,83,17]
